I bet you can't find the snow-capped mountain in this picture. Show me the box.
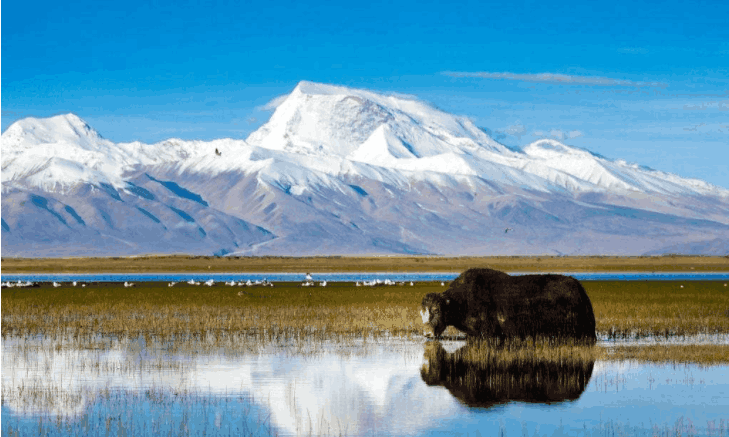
[3,81,729,257]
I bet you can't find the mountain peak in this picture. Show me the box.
[247,81,510,159]
[293,80,350,96]
[3,113,105,149]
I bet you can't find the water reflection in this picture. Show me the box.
[420,341,594,408]
[2,337,728,436]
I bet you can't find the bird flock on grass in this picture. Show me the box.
[2,276,472,291]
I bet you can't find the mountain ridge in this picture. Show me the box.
[2,81,729,256]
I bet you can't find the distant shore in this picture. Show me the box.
[2,255,728,274]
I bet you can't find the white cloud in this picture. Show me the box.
[503,123,527,138]
[568,130,583,139]
[534,129,583,141]
[549,129,566,140]
[442,71,667,88]
[257,94,290,111]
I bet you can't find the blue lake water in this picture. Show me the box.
[3,271,729,283]
[2,338,728,437]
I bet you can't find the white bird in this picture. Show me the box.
[53,282,61,288]
[72,281,77,287]
[124,282,134,288]
[356,281,361,287]
[305,273,313,281]
[168,282,176,287]
[410,282,414,286]
[320,281,327,287]
[204,279,215,286]
[441,282,445,286]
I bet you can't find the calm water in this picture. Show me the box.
[3,272,729,283]
[2,338,728,436]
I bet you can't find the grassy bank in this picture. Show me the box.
[2,254,729,273]
[3,280,728,342]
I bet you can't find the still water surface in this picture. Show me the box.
[2,337,727,436]
[3,272,729,283]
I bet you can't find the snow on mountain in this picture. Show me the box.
[2,113,107,149]
[521,139,725,196]
[247,81,510,159]
[2,81,729,257]
[1,114,216,192]
[246,81,728,198]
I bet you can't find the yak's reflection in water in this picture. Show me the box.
[420,341,594,408]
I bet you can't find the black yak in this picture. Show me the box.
[420,268,596,344]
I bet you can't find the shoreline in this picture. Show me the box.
[3,255,729,274]
[3,271,729,281]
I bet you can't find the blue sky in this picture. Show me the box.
[3,0,728,187]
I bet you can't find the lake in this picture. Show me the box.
[2,336,728,436]
[4,271,729,283]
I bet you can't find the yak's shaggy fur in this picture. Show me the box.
[421,268,597,344]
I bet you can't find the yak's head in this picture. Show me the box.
[420,293,450,338]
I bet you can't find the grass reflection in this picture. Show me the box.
[421,340,596,408]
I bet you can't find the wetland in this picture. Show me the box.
[2,257,729,436]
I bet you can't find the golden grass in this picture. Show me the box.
[2,280,728,343]
[585,281,729,338]
[605,345,729,365]
[440,340,603,365]
[0,281,440,340]
[2,254,728,273]
[431,341,729,366]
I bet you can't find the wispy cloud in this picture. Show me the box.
[683,100,729,111]
[442,71,668,88]
[257,94,290,111]
[683,123,706,131]
[617,47,650,55]
[503,123,527,139]
[533,129,583,141]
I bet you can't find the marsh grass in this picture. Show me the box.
[585,281,729,339]
[458,340,604,365]
[3,280,728,344]
[3,254,728,273]
[605,345,729,365]
[446,341,729,367]
[1,281,442,341]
